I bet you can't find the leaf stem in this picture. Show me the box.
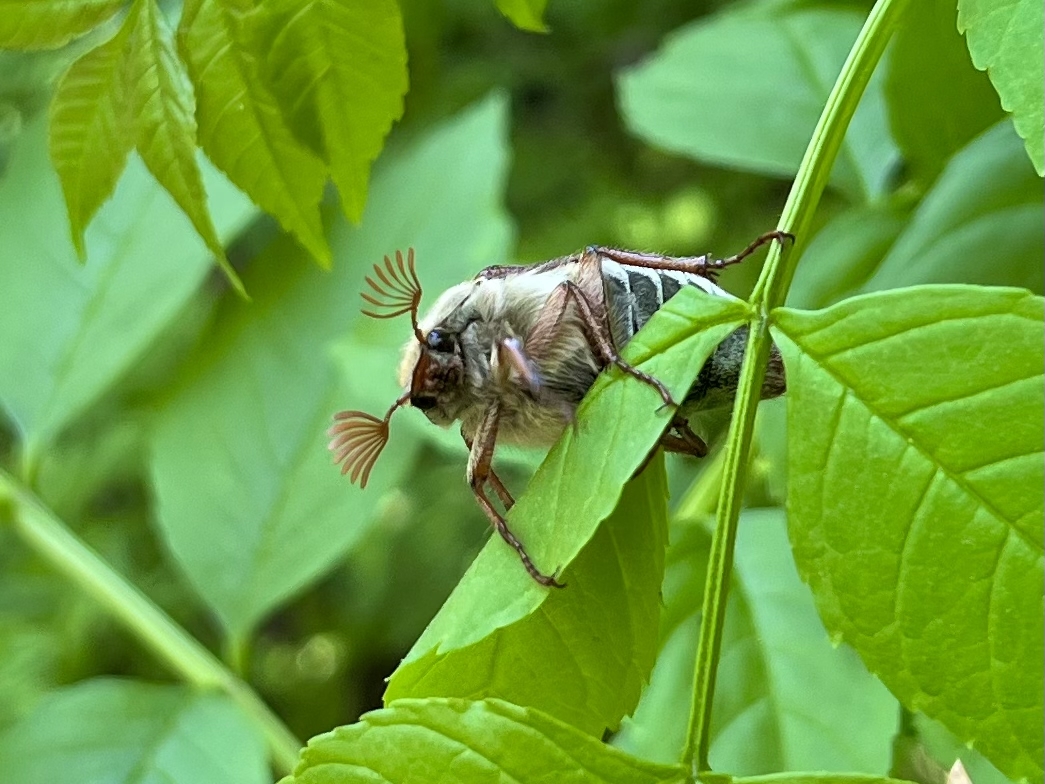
[0,469,302,775]
[680,0,910,775]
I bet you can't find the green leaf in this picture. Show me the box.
[958,0,1045,175]
[393,291,748,665]
[862,121,1043,294]
[496,0,549,32]
[0,679,268,784]
[48,21,134,258]
[281,698,686,784]
[0,0,124,50]
[885,0,1004,186]
[177,0,330,264]
[774,286,1044,784]
[251,0,408,222]
[618,4,897,200]
[616,512,898,772]
[0,112,255,452]
[124,0,243,294]
[386,457,669,737]
[149,94,513,640]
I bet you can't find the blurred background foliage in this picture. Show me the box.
[0,0,1041,780]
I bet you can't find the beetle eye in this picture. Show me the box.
[426,329,455,353]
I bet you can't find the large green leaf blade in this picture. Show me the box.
[126,0,242,293]
[149,95,514,640]
[280,698,686,784]
[255,0,407,222]
[48,21,134,258]
[0,679,268,784]
[773,286,1044,784]
[0,113,255,452]
[958,0,1045,174]
[618,5,896,200]
[0,0,124,50]
[389,291,748,669]
[386,457,669,737]
[177,0,329,264]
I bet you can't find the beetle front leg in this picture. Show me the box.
[466,403,562,587]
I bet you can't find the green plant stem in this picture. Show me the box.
[680,0,910,776]
[0,469,302,775]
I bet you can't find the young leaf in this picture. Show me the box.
[0,0,124,50]
[618,5,897,200]
[390,292,749,667]
[958,0,1045,175]
[150,95,513,640]
[496,0,549,32]
[616,511,898,773]
[250,0,408,222]
[48,21,134,259]
[177,0,329,264]
[0,113,255,452]
[885,0,1003,186]
[124,0,243,294]
[0,679,268,784]
[386,457,669,737]
[280,698,686,784]
[861,122,1043,294]
[774,286,1044,784]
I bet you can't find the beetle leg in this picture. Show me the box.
[461,426,515,510]
[591,230,792,280]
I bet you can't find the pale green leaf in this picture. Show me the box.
[0,112,255,452]
[496,0,549,32]
[48,21,134,258]
[252,0,407,221]
[0,679,267,784]
[0,0,124,50]
[395,292,748,667]
[177,0,329,264]
[616,512,898,772]
[149,94,513,639]
[618,5,897,200]
[885,0,1003,186]
[958,0,1045,175]
[774,286,1044,784]
[125,0,242,294]
[280,698,686,784]
[386,457,669,737]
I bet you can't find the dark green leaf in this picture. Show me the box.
[618,4,896,200]
[774,286,1044,784]
[0,679,267,784]
[496,0,549,32]
[177,0,329,264]
[251,0,408,221]
[386,457,669,737]
[150,95,514,639]
[0,113,255,452]
[280,698,686,784]
[958,0,1044,174]
[0,0,124,50]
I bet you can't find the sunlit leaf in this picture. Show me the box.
[0,0,124,50]
[150,94,514,640]
[125,0,242,293]
[386,457,669,737]
[251,0,407,222]
[0,113,255,452]
[496,0,548,32]
[618,5,897,200]
[0,679,267,784]
[958,0,1045,174]
[177,0,329,264]
[774,286,1044,784]
[280,698,686,784]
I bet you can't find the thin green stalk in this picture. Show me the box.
[0,469,302,775]
[680,0,910,775]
